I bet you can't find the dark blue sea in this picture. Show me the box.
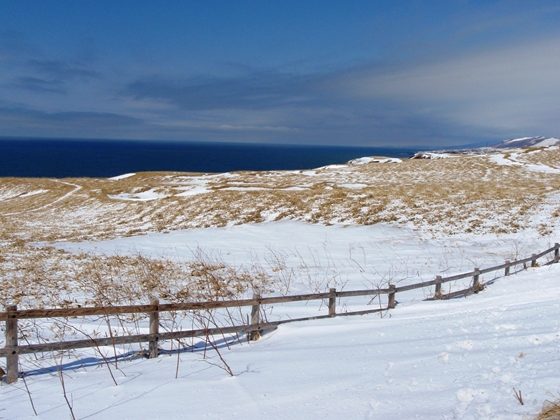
[0,138,416,178]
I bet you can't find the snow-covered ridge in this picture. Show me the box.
[493,136,560,149]
[109,173,136,181]
[411,136,560,159]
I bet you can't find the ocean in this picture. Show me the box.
[0,138,417,178]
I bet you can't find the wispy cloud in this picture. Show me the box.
[12,76,65,93]
[337,36,560,134]
[0,31,101,96]
[120,40,558,147]
[122,72,322,111]
[0,107,148,139]
[26,59,101,81]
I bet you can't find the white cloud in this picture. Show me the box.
[341,37,560,133]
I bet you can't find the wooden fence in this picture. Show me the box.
[1,243,558,384]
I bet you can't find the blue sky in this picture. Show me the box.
[1,1,560,147]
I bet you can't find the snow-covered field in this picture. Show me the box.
[3,225,560,419]
[2,147,560,419]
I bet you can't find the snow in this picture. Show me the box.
[2,253,559,419]
[339,183,367,189]
[318,164,347,170]
[418,137,560,158]
[524,163,560,174]
[504,137,533,144]
[490,152,560,174]
[494,136,560,149]
[0,189,48,200]
[175,186,211,196]
[108,189,168,201]
[535,137,560,147]
[108,173,136,181]
[348,156,403,165]
[18,190,48,198]
[48,221,555,314]
[412,152,456,159]
[489,154,523,167]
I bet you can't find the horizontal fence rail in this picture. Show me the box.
[0,289,394,322]
[1,243,558,383]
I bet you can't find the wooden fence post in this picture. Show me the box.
[248,294,261,341]
[149,298,159,359]
[6,305,18,383]
[387,285,396,309]
[555,243,559,262]
[531,254,537,267]
[504,261,510,276]
[473,268,481,293]
[434,276,442,299]
[328,288,336,316]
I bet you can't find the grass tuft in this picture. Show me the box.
[533,398,560,420]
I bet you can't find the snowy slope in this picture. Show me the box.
[2,221,560,419]
[412,136,560,159]
[1,254,559,419]
[492,136,560,149]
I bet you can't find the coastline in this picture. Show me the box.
[0,138,416,178]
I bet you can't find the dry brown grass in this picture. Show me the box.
[0,243,277,361]
[517,147,560,169]
[0,245,273,310]
[533,398,560,420]
[2,150,560,245]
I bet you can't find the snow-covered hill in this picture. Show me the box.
[411,136,560,159]
[492,136,560,149]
